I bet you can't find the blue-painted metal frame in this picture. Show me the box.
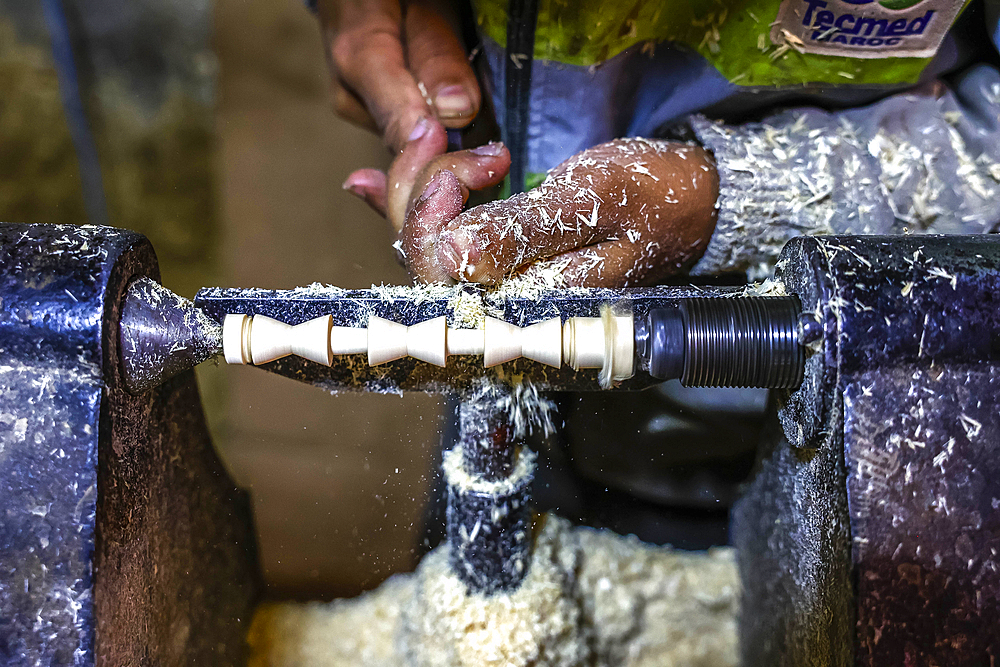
[0,223,146,664]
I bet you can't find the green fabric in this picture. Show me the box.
[472,0,967,86]
[499,172,547,199]
[525,172,546,190]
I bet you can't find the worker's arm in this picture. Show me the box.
[686,66,1000,278]
[685,0,1000,276]
[337,4,1000,286]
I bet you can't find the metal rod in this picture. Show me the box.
[457,386,514,480]
[446,384,533,594]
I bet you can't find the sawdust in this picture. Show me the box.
[498,378,558,438]
[449,289,488,328]
[441,445,536,495]
[746,277,788,297]
[365,275,587,330]
[247,515,738,667]
[867,118,1000,231]
[371,282,465,304]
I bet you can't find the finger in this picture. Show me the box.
[320,0,430,151]
[404,141,511,214]
[385,125,510,232]
[434,180,617,284]
[332,83,379,132]
[400,170,465,283]
[394,145,511,279]
[522,239,684,288]
[386,117,450,231]
[405,1,480,128]
[343,168,388,217]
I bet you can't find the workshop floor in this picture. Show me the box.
[206,0,443,600]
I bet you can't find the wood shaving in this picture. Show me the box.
[248,516,737,667]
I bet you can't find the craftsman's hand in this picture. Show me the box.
[322,0,499,246]
[316,0,480,152]
[344,118,511,253]
[407,139,721,286]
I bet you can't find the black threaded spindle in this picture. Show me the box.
[641,297,804,389]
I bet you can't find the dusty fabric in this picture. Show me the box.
[690,68,1000,278]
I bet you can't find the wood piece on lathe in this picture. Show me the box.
[446,327,485,356]
[563,314,636,383]
[367,316,408,365]
[290,315,333,366]
[521,318,562,368]
[248,315,294,365]
[600,312,635,386]
[562,317,606,370]
[330,326,368,355]
[483,317,522,367]
[407,316,448,367]
[223,314,250,364]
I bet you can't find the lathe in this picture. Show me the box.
[2,221,999,665]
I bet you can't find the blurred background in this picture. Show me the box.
[0,0,442,599]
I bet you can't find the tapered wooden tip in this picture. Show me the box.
[249,315,294,365]
[290,315,333,365]
[483,317,522,367]
[367,316,408,365]
[522,317,562,368]
[407,316,447,366]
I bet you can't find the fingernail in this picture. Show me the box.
[418,172,443,202]
[344,184,365,198]
[470,142,504,157]
[433,85,473,119]
[408,117,430,142]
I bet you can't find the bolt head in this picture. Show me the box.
[797,313,823,344]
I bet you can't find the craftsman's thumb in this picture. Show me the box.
[401,170,464,284]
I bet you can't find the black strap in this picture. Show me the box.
[504,0,538,194]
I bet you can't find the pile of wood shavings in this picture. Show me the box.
[248,515,738,667]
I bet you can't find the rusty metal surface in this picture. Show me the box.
[1,223,128,663]
[732,411,854,667]
[845,368,1000,665]
[0,223,258,665]
[740,234,1000,667]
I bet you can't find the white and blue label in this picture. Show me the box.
[770,0,967,59]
